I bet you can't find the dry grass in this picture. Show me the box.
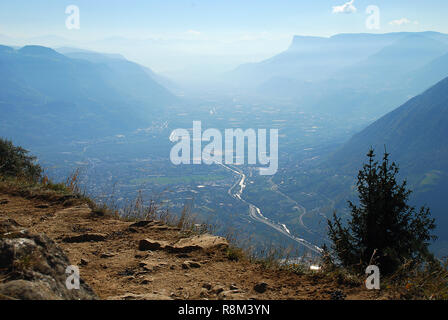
[0,176,73,203]
[384,259,448,300]
[3,172,448,300]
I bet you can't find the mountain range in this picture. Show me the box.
[0,45,177,146]
[228,32,448,118]
[2,34,448,254]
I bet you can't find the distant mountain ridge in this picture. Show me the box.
[232,32,448,85]
[0,45,177,145]
[229,31,448,118]
[56,48,179,92]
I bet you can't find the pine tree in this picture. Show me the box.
[327,148,437,274]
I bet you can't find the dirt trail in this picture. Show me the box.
[0,192,385,300]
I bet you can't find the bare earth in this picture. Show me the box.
[0,192,388,300]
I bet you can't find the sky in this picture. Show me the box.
[1,0,448,77]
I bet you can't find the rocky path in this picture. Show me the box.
[0,192,385,300]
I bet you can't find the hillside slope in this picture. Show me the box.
[327,76,448,247]
[0,191,385,300]
[331,76,448,176]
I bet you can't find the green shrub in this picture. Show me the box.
[0,138,42,182]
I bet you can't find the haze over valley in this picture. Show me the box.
[2,1,448,259]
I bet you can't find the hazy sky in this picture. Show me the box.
[1,0,447,76]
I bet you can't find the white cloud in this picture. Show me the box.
[332,0,357,14]
[389,18,412,26]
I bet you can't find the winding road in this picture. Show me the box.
[217,162,322,254]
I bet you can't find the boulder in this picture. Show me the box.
[0,219,97,300]
[171,234,228,253]
[138,234,228,253]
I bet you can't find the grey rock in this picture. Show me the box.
[0,219,97,300]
